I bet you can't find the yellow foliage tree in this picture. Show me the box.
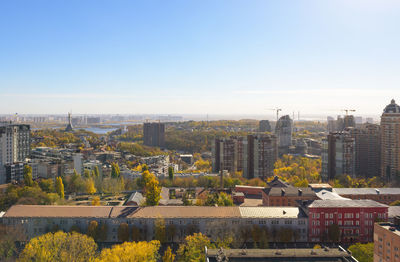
[86,178,97,195]
[145,177,161,206]
[91,196,101,206]
[95,241,160,262]
[55,177,64,199]
[162,246,175,262]
[18,231,97,262]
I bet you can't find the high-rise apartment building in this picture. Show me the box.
[347,124,381,178]
[275,115,292,155]
[143,122,165,147]
[0,123,31,184]
[381,99,400,181]
[212,134,277,179]
[259,120,271,132]
[321,131,355,181]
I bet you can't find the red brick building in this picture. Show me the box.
[308,200,388,243]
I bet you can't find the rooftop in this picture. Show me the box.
[309,199,388,208]
[239,207,305,218]
[206,247,357,262]
[264,187,316,197]
[3,205,306,219]
[4,205,113,218]
[333,188,400,195]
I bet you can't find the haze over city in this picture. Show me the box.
[1,0,400,116]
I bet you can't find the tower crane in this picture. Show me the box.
[268,108,282,121]
[341,109,356,116]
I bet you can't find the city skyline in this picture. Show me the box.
[1,0,400,115]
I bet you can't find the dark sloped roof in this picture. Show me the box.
[265,187,316,197]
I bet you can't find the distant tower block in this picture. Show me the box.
[65,112,73,132]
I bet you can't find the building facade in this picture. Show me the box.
[143,122,165,147]
[347,124,381,178]
[0,123,31,184]
[374,221,400,262]
[308,199,388,243]
[213,134,277,179]
[321,131,355,182]
[259,120,272,132]
[381,99,400,182]
[275,115,292,155]
[1,205,308,244]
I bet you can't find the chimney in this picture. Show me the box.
[298,189,303,196]
[281,188,285,196]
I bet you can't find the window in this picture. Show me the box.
[338,213,342,219]
[330,213,333,219]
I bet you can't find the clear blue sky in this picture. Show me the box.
[1,0,400,117]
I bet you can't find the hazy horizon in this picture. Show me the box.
[1,0,400,115]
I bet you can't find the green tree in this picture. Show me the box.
[168,166,174,181]
[93,166,100,178]
[118,223,130,242]
[111,163,120,178]
[18,231,97,262]
[55,177,65,199]
[348,243,373,262]
[162,246,175,262]
[23,165,33,187]
[177,233,214,262]
[39,179,55,193]
[83,169,91,178]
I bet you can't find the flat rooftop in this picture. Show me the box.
[309,199,388,208]
[334,188,400,195]
[206,247,357,262]
[3,205,306,219]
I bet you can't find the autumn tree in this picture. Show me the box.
[86,178,97,195]
[145,176,161,206]
[23,165,33,187]
[87,221,99,240]
[131,225,141,242]
[39,178,55,193]
[154,217,166,244]
[55,177,65,199]
[93,166,100,178]
[177,233,214,262]
[118,223,130,242]
[348,243,373,262]
[162,246,175,262]
[91,196,101,206]
[19,231,97,262]
[98,223,108,242]
[95,241,160,262]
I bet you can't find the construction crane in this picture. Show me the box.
[268,108,282,121]
[341,109,356,115]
